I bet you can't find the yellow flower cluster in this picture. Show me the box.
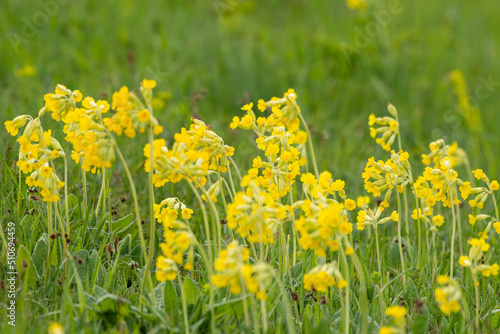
[226,182,290,244]
[356,205,399,231]
[5,115,65,202]
[421,139,466,168]
[459,236,499,278]
[154,197,194,228]
[450,70,484,133]
[368,103,400,151]
[362,150,409,202]
[211,241,271,300]
[104,79,163,138]
[294,172,354,257]
[231,89,308,199]
[434,275,461,315]
[155,198,196,281]
[303,263,347,292]
[41,84,116,173]
[150,118,234,188]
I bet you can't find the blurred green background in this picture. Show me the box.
[1,0,499,189]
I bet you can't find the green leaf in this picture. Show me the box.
[111,213,136,239]
[32,234,49,278]
[403,278,419,300]
[491,309,500,329]
[73,249,90,282]
[67,193,79,210]
[182,276,200,305]
[412,307,429,333]
[164,280,179,327]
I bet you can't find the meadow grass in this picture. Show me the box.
[1,1,500,333]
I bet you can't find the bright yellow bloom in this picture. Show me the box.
[491,180,499,191]
[5,121,18,136]
[48,322,64,334]
[390,211,399,222]
[385,305,407,319]
[473,169,485,180]
[433,215,445,227]
[142,79,157,90]
[137,109,151,122]
[181,208,193,219]
[40,166,53,178]
[459,256,470,267]
[437,275,450,284]
[379,327,392,334]
[241,102,253,111]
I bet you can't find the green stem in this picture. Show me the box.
[186,180,216,333]
[18,169,22,216]
[46,203,53,277]
[343,235,368,334]
[473,276,480,330]
[411,185,422,269]
[297,112,319,178]
[396,187,406,285]
[450,187,457,278]
[143,126,157,306]
[374,224,382,275]
[81,159,88,219]
[340,246,350,334]
[192,178,221,253]
[63,155,70,235]
[178,275,190,334]
[113,143,154,302]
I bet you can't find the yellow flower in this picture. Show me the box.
[437,275,449,284]
[301,173,316,185]
[175,233,190,250]
[389,120,398,131]
[257,99,267,112]
[241,102,253,111]
[230,116,240,130]
[433,215,445,227]
[473,169,485,180]
[142,79,157,90]
[48,322,64,334]
[344,246,354,255]
[491,180,499,191]
[5,121,19,136]
[379,327,392,334]
[40,166,53,178]
[137,109,151,122]
[386,305,407,319]
[344,199,356,211]
[390,211,399,222]
[356,196,370,208]
[16,65,36,77]
[347,0,367,10]
[153,125,164,135]
[459,256,470,267]
[337,279,348,289]
[181,208,193,219]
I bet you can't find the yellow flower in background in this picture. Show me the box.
[142,79,157,90]
[16,65,36,77]
[385,305,406,319]
[346,0,367,10]
[48,322,64,334]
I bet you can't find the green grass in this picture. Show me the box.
[1,0,500,333]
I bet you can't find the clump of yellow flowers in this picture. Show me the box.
[211,241,272,300]
[6,80,500,334]
[303,262,347,292]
